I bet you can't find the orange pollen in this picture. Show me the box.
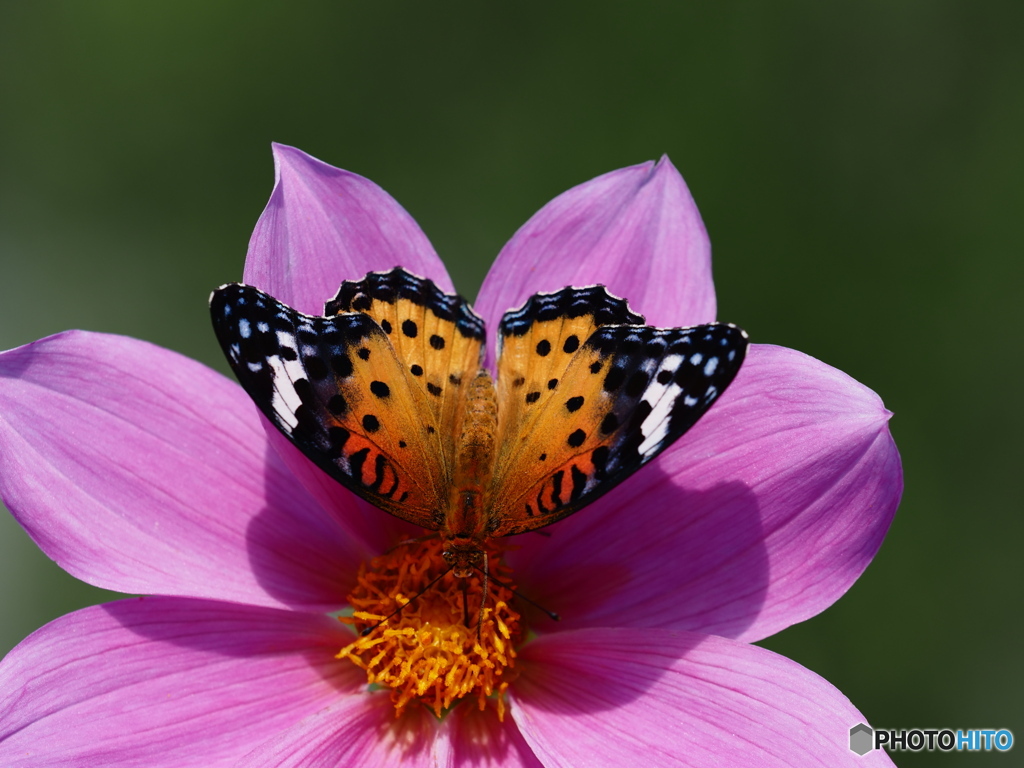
[337,538,523,719]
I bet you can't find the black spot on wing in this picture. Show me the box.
[304,355,328,380]
[332,354,354,378]
[600,412,618,434]
[567,428,587,448]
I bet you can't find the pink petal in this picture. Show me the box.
[0,331,370,610]
[260,421,422,557]
[509,344,901,642]
[243,144,454,316]
[244,694,544,767]
[476,157,716,364]
[445,705,545,768]
[0,597,360,767]
[242,693,450,768]
[512,628,896,768]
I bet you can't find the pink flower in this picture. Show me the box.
[0,145,901,767]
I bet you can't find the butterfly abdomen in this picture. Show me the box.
[446,370,498,539]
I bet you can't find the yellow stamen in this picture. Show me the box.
[338,538,523,719]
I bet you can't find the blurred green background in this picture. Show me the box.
[1,2,1021,764]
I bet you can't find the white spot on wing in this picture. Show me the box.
[704,357,718,376]
[238,318,251,339]
[637,381,683,456]
[660,354,683,375]
[266,353,301,430]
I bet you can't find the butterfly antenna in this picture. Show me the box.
[474,567,561,622]
[360,565,454,636]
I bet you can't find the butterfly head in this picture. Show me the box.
[441,535,485,579]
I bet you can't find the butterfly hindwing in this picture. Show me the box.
[489,287,748,535]
[326,268,486,460]
[210,282,448,529]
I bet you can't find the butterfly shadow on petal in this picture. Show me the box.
[243,427,423,609]
[508,463,769,712]
[511,471,769,637]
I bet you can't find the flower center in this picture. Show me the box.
[337,537,523,719]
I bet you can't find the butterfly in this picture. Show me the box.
[210,268,748,581]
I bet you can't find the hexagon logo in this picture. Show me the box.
[849,723,874,755]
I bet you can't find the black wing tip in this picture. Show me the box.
[210,281,242,303]
[209,282,268,315]
[717,321,749,341]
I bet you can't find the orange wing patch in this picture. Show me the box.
[491,341,617,534]
[327,268,485,461]
[493,285,643,464]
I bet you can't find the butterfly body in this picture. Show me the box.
[445,369,498,576]
[211,268,748,577]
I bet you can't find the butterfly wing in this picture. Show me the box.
[493,286,644,448]
[210,282,453,529]
[325,268,486,462]
[489,286,747,535]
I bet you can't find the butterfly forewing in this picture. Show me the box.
[210,282,447,529]
[326,268,486,460]
[494,286,644,462]
[489,288,748,536]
